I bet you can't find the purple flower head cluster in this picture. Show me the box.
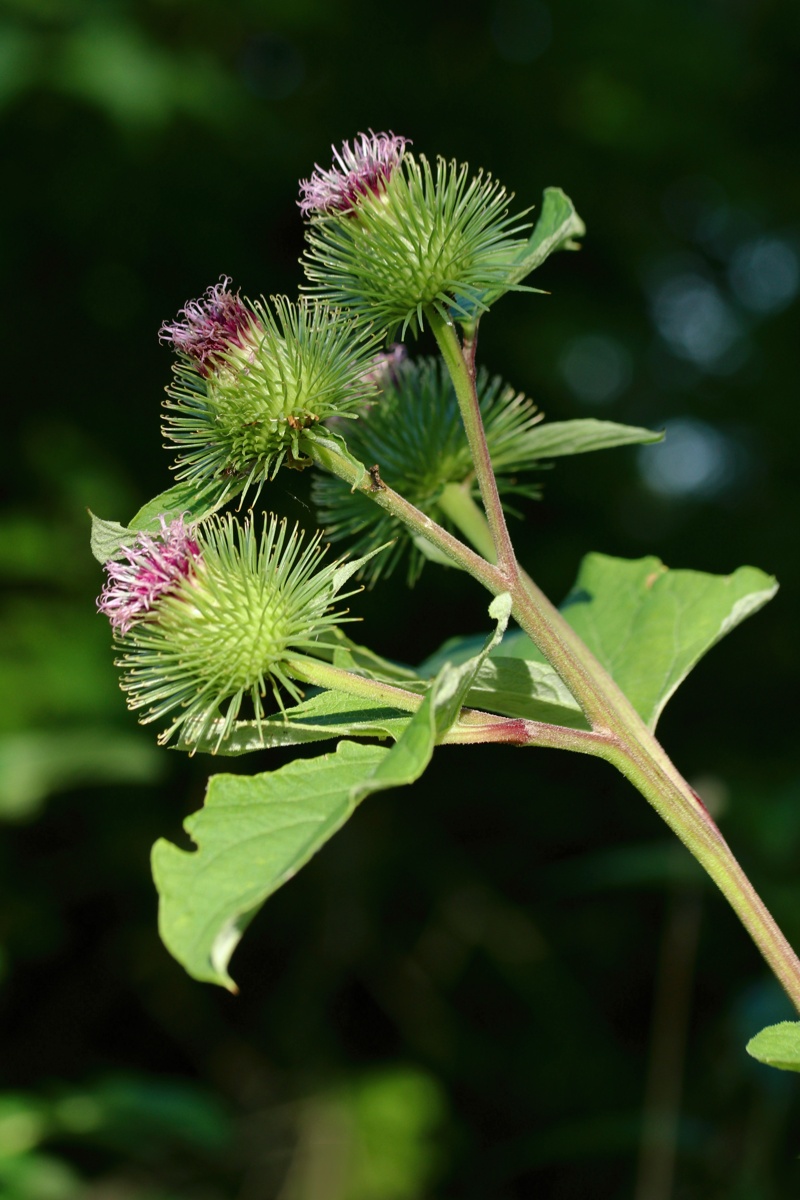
[98,516,202,635]
[159,277,257,375]
[298,131,410,218]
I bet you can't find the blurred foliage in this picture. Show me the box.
[2,0,800,1195]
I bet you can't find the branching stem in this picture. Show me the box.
[428,308,518,577]
[306,329,800,1013]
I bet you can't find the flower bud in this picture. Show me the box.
[162,292,380,500]
[313,357,544,582]
[100,513,360,749]
[302,147,530,337]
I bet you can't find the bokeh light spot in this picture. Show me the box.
[652,274,741,367]
[729,237,799,314]
[638,418,738,499]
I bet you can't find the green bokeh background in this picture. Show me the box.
[2,1,799,1196]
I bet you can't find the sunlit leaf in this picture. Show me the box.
[746,1022,800,1073]
[558,554,777,728]
[152,595,511,986]
[420,554,776,730]
[464,657,587,728]
[516,418,662,458]
[89,512,136,564]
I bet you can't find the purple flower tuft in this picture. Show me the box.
[159,277,257,375]
[98,516,202,635]
[361,344,407,388]
[299,131,410,217]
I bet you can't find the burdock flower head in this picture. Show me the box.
[99,513,365,750]
[301,135,531,338]
[299,131,410,217]
[161,289,380,502]
[313,357,547,583]
[159,277,260,376]
[97,516,201,634]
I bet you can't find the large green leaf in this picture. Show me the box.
[559,554,777,729]
[152,741,389,988]
[153,595,512,987]
[420,554,776,730]
[746,1022,800,1073]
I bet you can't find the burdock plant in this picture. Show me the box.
[92,133,800,1096]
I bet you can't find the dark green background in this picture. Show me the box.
[2,0,800,1196]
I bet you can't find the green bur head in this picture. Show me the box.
[302,153,531,337]
[313,356,546,583]
[114,513,357,750]
[162,293,380,503]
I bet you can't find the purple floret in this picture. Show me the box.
[299,131,410,217]
[98,516,202,634]
[159,277,256,375]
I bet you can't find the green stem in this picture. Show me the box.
[437,483,497,563]
[305,359,800,1011]
[305,433,499,592]
[428,318,800,1013]
[288,653,602,753]
[428,308,517,576]
[285,654,423,714]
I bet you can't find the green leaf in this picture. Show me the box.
[464,657,587,728]
[505,186,587,288]
[420,555,776,730]
[517,418,663,458]
[746,1022,800,1073]
[90,480,237,564]
[175,690,415,756]
[129,479,235,532]
[559,554,777,729]
[460,188,586,319]
[89,511,136,564]
[152,595,511,987]
[152,742,389,988]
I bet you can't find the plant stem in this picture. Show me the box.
[437,483,497,563]
[305,434,499,593]
[428,308,517,576]
[285,654,424,713]
[288,654,605,752]
[306,349,800,1011]
[428,316,800,1013]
